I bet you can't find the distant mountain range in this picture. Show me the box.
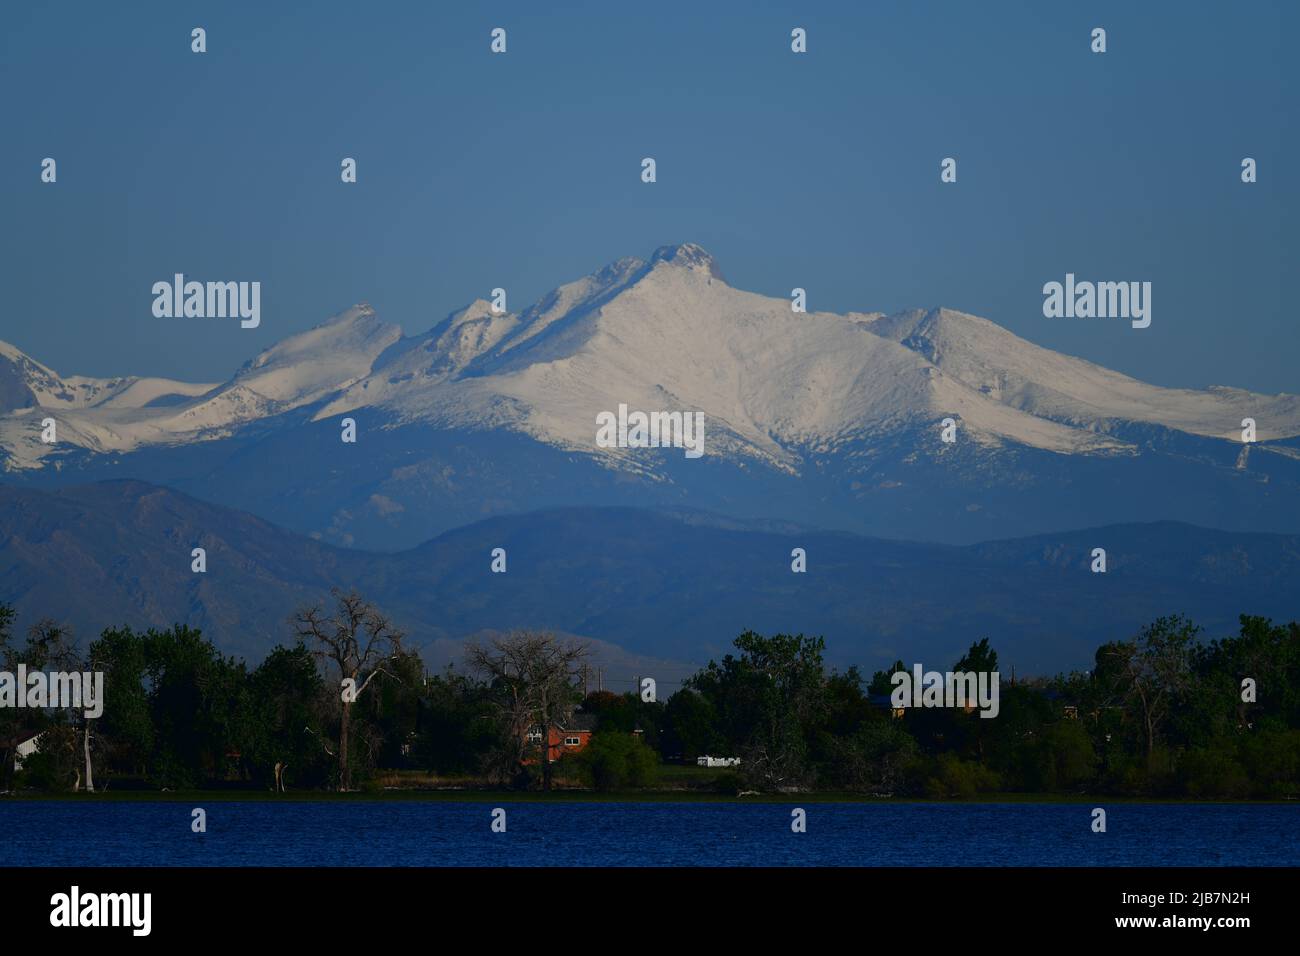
[1,480,1295,676]
[2,244,1297,549]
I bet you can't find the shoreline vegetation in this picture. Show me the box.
[2,593,1298,803]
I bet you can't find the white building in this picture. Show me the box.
[11,730,44,771]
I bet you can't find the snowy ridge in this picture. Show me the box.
[869,307,1300,442]
[2,244,1296,473]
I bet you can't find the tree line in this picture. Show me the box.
[1,593,1297,798]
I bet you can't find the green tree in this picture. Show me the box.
[687,631,828,789]
[662,688,724,761]
[576,731,659,791]
[868,660,906,697]
[581,690,667,754]
[88,626,154,783]
[142,625,254,788]
[954,637,998,674]
[1033,720,1098,791]
[414,667,501,775]
[825,720,917,793]
[1097,615,1199,768]
[249,643,329,790]
[356,647,426,771]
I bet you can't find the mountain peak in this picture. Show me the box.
[648,243,724,280]
[0,339,33,363]
[449,299,500,325]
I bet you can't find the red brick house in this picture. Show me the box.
[524,712,598,763]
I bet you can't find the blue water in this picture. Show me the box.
[1,801,1295,866]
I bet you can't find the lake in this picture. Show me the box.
[1,800,1295,867]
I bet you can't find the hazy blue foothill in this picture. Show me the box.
[1,480,1297,673]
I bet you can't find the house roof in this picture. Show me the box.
[563,713,599,732]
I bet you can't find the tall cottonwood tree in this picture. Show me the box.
[466,631,588,791]
[88,626,154,785]
[293,590,404,791]
[1097,615,1198,767]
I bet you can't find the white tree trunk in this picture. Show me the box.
[83,721,94,793]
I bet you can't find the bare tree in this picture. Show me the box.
[466,632,588,791]
[1100,616,1198,767]
[292,590,404,791]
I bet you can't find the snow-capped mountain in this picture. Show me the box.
[868,307,1300,444]
[2,244,1297,548]
[0,304,398,465]
[314,243,1140,468]
[0,340,216,415]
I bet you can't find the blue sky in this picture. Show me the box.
[2,0,1295,393]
